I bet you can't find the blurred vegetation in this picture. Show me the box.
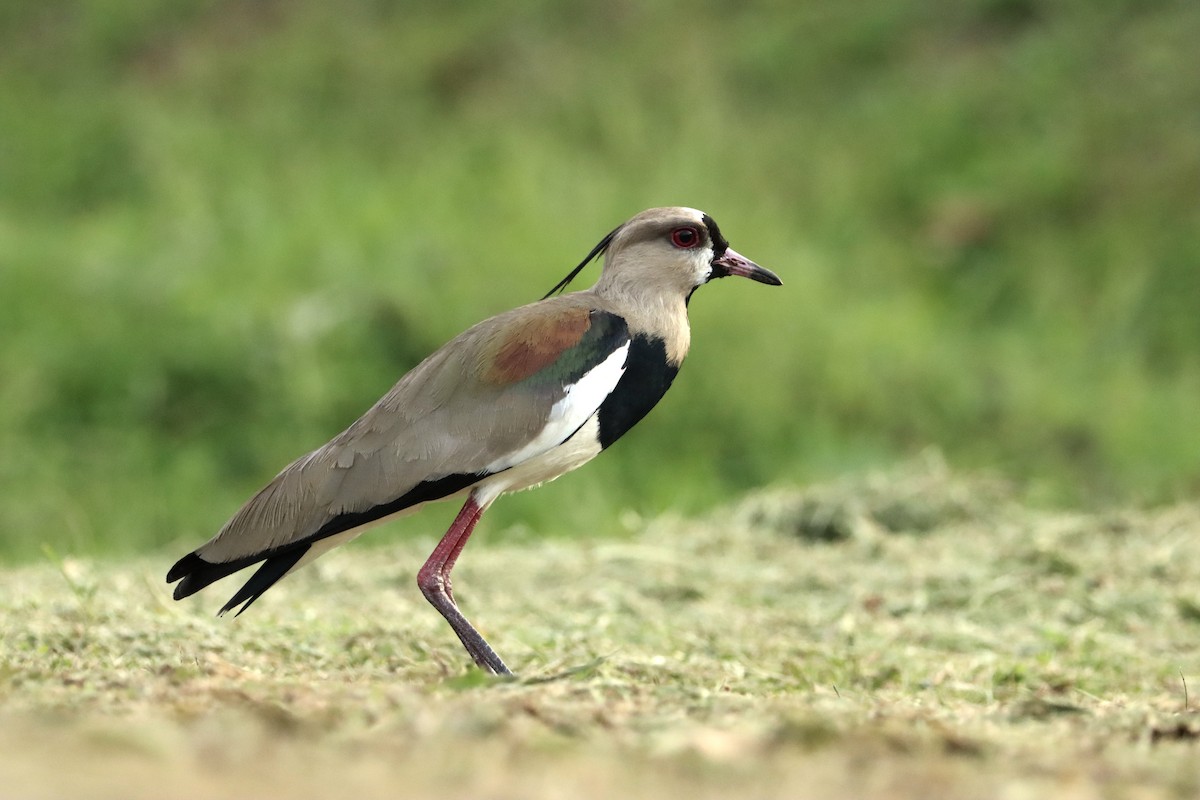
[1,0,1198,560]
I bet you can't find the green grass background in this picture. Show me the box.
[2,0,1198,561]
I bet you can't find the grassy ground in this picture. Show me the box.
[5,461,1199,798]
[3,0,1200,560]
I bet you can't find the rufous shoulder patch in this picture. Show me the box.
[484,307,593,385]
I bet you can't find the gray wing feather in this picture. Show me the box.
[197,298,613,563]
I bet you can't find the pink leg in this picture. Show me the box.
[417,492,511,675]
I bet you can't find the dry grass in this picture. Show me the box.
[4,460,1200,799]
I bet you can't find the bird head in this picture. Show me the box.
[544,207,781,301]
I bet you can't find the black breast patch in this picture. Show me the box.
[597,334,681,449]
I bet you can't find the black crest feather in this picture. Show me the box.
[542,224,621,299]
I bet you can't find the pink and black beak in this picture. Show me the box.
[710,247,782,286]
[701,213,781,287]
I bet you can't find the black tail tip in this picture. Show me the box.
[166,551,204,584]
[166,551,229,600]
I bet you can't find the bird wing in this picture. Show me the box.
[181,300,631,570]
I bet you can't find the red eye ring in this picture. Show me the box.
[670,226,701,249]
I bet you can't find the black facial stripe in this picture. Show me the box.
[701,214,729,258]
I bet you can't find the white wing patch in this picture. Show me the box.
[484,340,630,474]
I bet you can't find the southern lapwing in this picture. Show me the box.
[167,207,781,675]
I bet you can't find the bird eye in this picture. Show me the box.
[670,227,701,249]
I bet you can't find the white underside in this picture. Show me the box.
[287,499,432,574]
[473,413,604,505]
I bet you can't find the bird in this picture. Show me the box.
[167,206,781,676]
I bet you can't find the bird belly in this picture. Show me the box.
[475,414,602,502]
